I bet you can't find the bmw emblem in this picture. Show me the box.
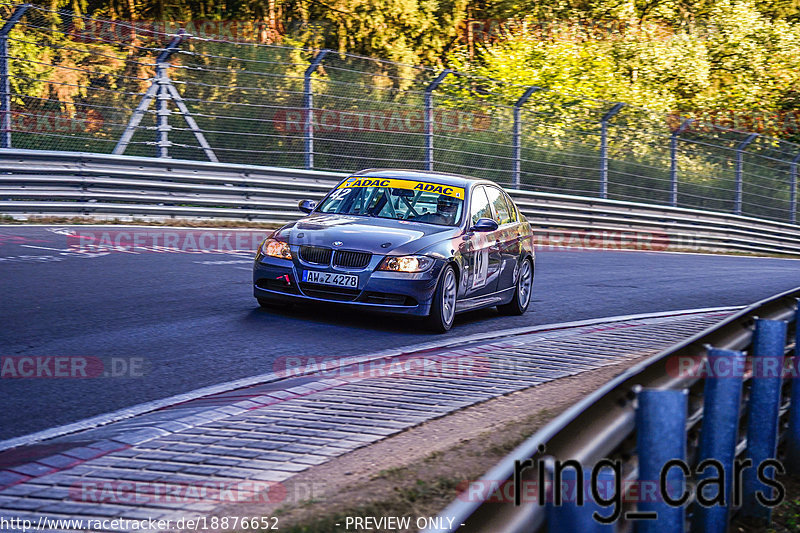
[332,241,343,247]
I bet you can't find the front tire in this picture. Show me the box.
[425,264,457,333]
[497,258,533,316]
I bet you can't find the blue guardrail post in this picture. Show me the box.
[636,388,688,533]
[693,347,746,533]
[546,463,615,532]
[741,318,788,522]
[787,304,800,474]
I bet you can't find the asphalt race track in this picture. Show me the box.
[1,225,799,441]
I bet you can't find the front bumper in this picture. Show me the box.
[253,254,442,317]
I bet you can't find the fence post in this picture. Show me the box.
[0,3,31,150]
[115,30,185,157]
[155,32,185,158]
[424,69,451,172]
[790,153,800,224]
[734,133,758,216]
[693,347,746,533]
[785,303,800,474]
[512,86,541,189]
[741,318,787,523]
[303,49,329,170]
[670,118,694,208]
[635,388,687,533]
[599,103,623,199]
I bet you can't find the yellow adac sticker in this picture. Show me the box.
[339,177,465,199]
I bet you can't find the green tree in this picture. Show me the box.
[450,0,800,130]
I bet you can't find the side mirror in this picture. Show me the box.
[298,199,317,214]
[470,218,498,232]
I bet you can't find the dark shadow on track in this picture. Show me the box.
[244,300,501,334]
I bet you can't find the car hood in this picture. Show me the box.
[274,214,459,255]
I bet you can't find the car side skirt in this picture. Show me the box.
[454,286,515,313]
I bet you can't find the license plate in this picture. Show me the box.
[302,270,359,288]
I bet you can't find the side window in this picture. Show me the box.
[503,192,518,223]
[485,186,511,225]
[470,186,492,225]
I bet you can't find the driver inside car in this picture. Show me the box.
[413,194,460,225]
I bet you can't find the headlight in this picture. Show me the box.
[378,255,434,273]
[260,238,292,260]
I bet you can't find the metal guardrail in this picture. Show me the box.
[2,149,800,257]
[0,149,343,223]
[427,286,800,533]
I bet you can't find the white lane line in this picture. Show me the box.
[3,223,277,231]
[17,244,110,258]
[45,227,75,235]
[193,260,253,265]
[19,245,70,252]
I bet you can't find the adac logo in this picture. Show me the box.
[332,241,343,247]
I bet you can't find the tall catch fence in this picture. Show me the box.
[2,3,800,224]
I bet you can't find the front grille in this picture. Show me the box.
[299,245,332,265]
[299,283,360,302]
[255,278,299,294]
[333,250,372,269]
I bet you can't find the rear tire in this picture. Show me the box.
[497,258,533,316]
[425,264,457,333]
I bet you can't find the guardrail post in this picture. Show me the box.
[599,103,623,199]
[785,304,800,474]
[790,153,800,224]
[693,347,746,533]
[546,462,615,532]
[303,49,329,170]
[635,388,687,533]
[741,318,787,523]
[734,133,758,216]
[512,86,541,189]
[424,70,451,172]
[0,3,30,150]
[670,118,694,208]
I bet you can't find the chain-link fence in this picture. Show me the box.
[2,3,799,224]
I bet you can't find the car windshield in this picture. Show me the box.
[316,177,465,226]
